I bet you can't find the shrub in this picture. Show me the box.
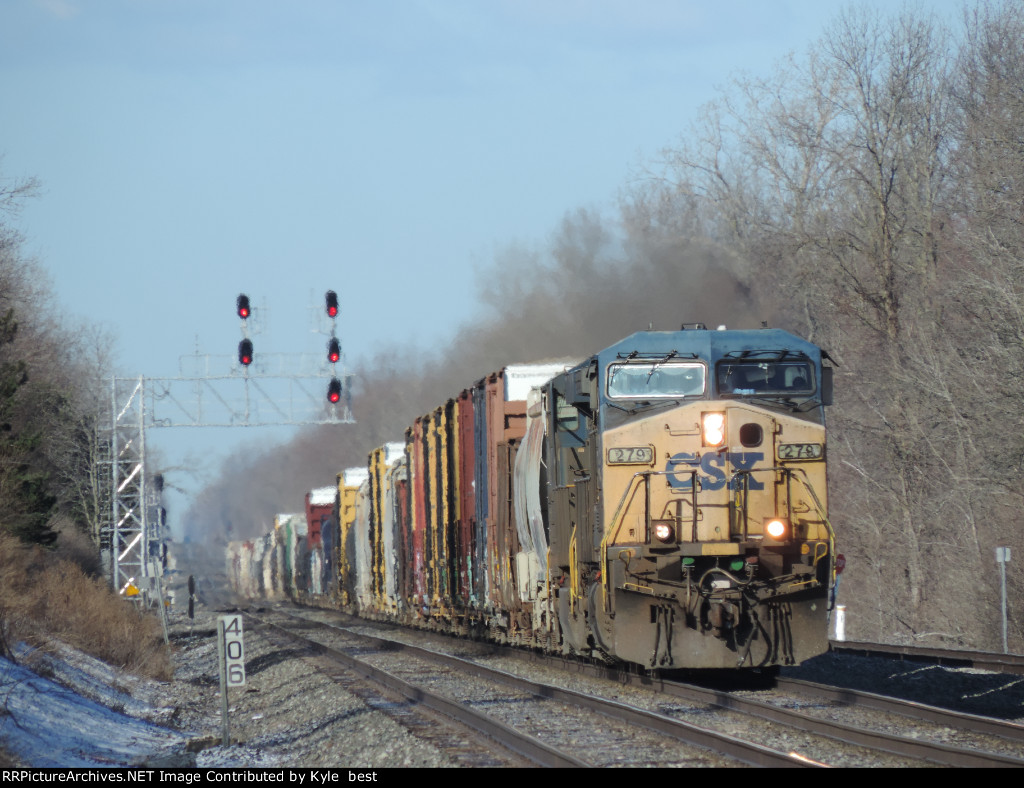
[0,534,172,680]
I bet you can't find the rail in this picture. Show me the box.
[276,608,820,768]
[433,627,1024,767]
[829,641,1024,676]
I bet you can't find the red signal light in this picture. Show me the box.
[238,339,253,367]
[327,377,342,403]
[328,338,341,364]
[236,294,251,320]
[325,290,339,318]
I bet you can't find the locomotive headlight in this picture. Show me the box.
[654,522,675,543]
[702,412,726,447]
[764,518,788,541]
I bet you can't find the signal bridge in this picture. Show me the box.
[149,352,355,428]
[102,291,353,616]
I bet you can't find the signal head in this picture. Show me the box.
[327,337,341,364]
[325,290,339,318]
[238,338,254,367]
[236,294,251,320]
[327,377,342,403]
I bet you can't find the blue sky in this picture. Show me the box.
[0,0,967,527]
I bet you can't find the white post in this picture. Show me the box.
[834,605,847,642]
[996,547,1011,654]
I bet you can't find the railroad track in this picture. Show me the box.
[831,640,1024,676]
[251,607,814,767]
[656,674,1024,767]
[502,640,1024,767]
[264,605,1024,767]
[773,677,1024,750]
[249,611,583,767]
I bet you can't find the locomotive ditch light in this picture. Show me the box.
[764,518,789,542]
[702,412,726,447]
[653,522,675,543]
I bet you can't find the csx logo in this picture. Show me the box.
[666,452,765,491]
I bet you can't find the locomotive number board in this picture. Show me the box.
[607,446,654,465]
[778,442,823,460]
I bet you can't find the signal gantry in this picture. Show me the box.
[102,289,354,614]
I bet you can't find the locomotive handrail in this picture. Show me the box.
[788,468,838,590]
[728,465,837,587]
[569,524,580,615]
[600,466,837,613]
[600,468,697,612]
[601,471,646,611]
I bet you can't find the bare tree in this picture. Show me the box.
[0,169,115,554]
[645,6,983,642]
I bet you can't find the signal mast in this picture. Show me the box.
[325,290,342,404]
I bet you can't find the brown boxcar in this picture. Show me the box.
[305,487,334,596]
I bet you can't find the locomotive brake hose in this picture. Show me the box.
[735,594,776,668]
[697,566,751,595]
[735,606,759,668]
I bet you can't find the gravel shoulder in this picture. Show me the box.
[3,607,456,768]
[160,608,459,768]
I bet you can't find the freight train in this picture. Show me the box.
[227,325,841,670]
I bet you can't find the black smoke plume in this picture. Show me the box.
[183,204,762,544]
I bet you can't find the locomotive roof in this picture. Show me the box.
[596,327,822,366]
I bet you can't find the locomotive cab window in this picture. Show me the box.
[717,360,815,396]
[606,362,706,399]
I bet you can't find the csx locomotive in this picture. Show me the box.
[228,325,839,670]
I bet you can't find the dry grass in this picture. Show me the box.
[0,534,173,680]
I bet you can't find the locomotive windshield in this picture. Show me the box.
[717,359,815,396]
[606,362,705,399]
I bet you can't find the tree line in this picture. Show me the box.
[637,2,1024,648]
[0,173,112,560]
